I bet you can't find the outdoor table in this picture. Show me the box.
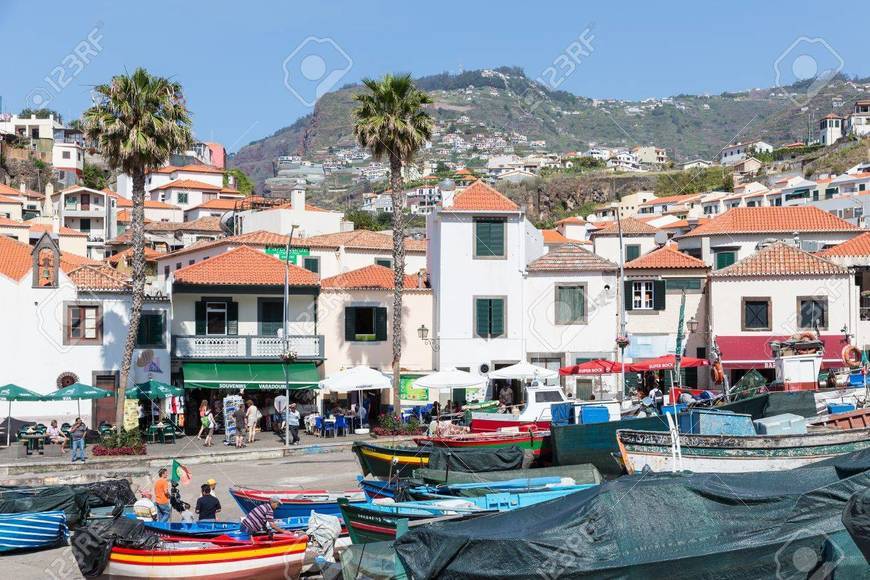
[19,432,45,455]
[147,424,174,444]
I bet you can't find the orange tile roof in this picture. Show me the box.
[0,217,29,228]
[301,230,427,252]
[541,229,570,244]
[712,242,847,277]
[0,194,23,204]
[625,244,708,269]
[555,216,586,225]
[0,235,100,282]
[145,216,222,233]
[153,164,224,175]
[0,184,41,199]
[638,193,700,207]
[321,265,427,290]
[680,207,859,238]
[103,189,133,208]
[188,199,239,211]
[66,264,130,291]
[107,246,163,265]
[818,232,870,257]
[151,178,222,191]
[29,223,88,237]
[659,218,711,230]
[444,180,519,212]
[527,243,618,272]
[173,245,318,286]
[116,209,131,223]
[589,217,659,236]
[271,201,329,212]
[144,200,180,209]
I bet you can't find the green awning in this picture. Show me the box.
[182,362,320,390]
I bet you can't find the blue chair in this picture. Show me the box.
[334,415,348,436]
[322,418,336,438]
[314,416,323,436]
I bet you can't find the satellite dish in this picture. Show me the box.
[219,211,236,236]
[654,231,668,246]
[479,363,490,375]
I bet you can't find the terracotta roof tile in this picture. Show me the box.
[103,189,133,207]
[187,199,239,211]
[173,245,318,286]
[589,217,660,236]
[66,264,130,291]
[444,180,519,212]
[712,242,847,277]
[541,229,570,244]
[638,193,700,207]
[527,243,618,272]
[321,265,427,290]
[555,216,586,225]
[145,216,222,233]
[151,178,222,192]
[271,201,329,212]
[0,235,100,282]
[107,246,163,265]
[659,217,711,230]
[680,207,859,238]
[144,199,180,209]
[625,244,709,269]
[301,230,427,252]
[0,194,23,204]
[0,184,41,198]
[153,164,224,175]
[0,217,29,228]
[818,232,870,257]
[116,209,131,222]
[29,223,88,237]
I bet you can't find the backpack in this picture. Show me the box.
[202,414,211,428]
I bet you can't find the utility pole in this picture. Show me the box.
[282,225,297,448]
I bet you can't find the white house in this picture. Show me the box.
[51,127,84,187]
[555,216,590,241]
[184,198,240,221]
[237,188,347,238]
[847,100,870,137]
[818,232,870,347]
[636,193,701,216]
[50,186,119,259]
[148,179,243,211]
[719,140,773,165]
[116,164,227,198]
[679,159,712,170]
[589,217,661,264]
[819,113,845,146]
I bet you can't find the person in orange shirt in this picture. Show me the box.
[154,468,171,522]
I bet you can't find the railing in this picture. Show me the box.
[173,334,324,359]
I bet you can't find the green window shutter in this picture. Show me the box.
[490,299,505,337]
[715,251,735,270]
[227,301,239,335]
[375,307,388,341]
[653,280,666,310]
[626,245,641,262]
[475,220,505,257]
[623,281,633,312]
[574,287,586,320]
[345,307,356,341]
[195,301,206,335]
[489,221,504,256]
[303,257,319,273]
[555,287,570,324]
[136,315,149,345]
[475,299,490,337]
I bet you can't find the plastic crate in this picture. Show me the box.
[827,403,856,415]
[579,405,610,425]
[753,413,806,435]
[662,403,688,416]
[679,409,755,436]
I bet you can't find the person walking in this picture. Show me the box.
[245,399,259,445]
[287,402,301,445]
[196,400,208,439]
[195,483,221,522]
[273,393,288,433]
[203,404,216,447]
[154,468,171,523]
[70,418,87,463]
[232,403,246,448]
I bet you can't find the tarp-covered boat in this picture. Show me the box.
[229,486,365,519]
[0,510,67,552]
[413,463,602,486]
[352,441,526,480]
[842,487,870,563]
[390,449,870,579]
[0,485,90,526]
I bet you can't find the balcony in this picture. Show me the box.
[63,207,104,218]
[172,334,324,360]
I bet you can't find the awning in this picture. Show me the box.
[627,354,709,372]
[182,362,320,390]
[715,335,846,369]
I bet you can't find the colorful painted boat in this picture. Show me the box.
[0,510,67,552]
[617,426,870,474]
[229,486,365,519]
[339,486,593,544]
[102,532,308,579]
[352,441,431,479]
[413,463,602,486]
[413,429,551,459]
[141,516,314,537]
[469,384,567,433]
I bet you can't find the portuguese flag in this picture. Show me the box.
[170,459,192,485]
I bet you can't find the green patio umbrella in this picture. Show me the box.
[126,380,184,399]
[0,384,43,447]
[43,383,113,419]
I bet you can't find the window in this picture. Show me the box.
[475,297,505,338]
[62,151,70,159]
[534,391,565,403]
[177,192,188,204]
[65,304,101,344]
[714,250,736,270]
[375,258,393,268]
[136,312,165,347]
[632,281,654,310]
[555,285,586,324]
[303,256,320,273]
[625,244,641,262]
[474,218,506,258]
[798,297,828,329]
[163,265,170,278]
[195,299,237,335]
[258,298,284,336]
[79,218,91,233]
[175,262,182,270]
[206,302,228,335]
[665,278,702,291]
[188,259,195,266]
[344,306,387,341]
[742,298,771,331]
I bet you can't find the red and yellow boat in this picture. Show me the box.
[101,532,308,579]
[414,429,551,459]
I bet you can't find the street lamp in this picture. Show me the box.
[687,316,699,334]
[417,324,439,351]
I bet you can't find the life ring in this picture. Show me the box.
[711,361,725,385]
[842,345,861,368]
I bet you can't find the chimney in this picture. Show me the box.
[19,182,26,193]
[417,271,424,289]
[291,187,305,211]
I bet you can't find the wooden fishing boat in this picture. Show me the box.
[413,463,602,486]
[229,486,365,520]
[0,510,67,552]
[413,429,551,458]
[141,516,314,537]
[351,441,431,479]
[809,408,870,430]
[468,384,567,433]
[617,426,870,474]
[101,532,308,579]
[338,486,593,544]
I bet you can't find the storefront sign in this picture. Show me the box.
[399,375,427,401]
[265,246,310,264]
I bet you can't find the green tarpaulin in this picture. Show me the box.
[182,362,319,390]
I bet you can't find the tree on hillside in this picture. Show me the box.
[84,68,192,427]
[81,163,107,190]
[353,74,433,411]
[224,168,254,195]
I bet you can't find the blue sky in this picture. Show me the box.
[1,0,867,151]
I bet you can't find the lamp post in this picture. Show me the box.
[614,202,628,400]
[687,316,699,334]
[282,225,297,448]
[417,324,439,352]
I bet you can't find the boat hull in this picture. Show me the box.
[413,431,551,459]
[0,510,67,553]
[351,441,430,479]
[617,427,870,474]
[229,487,364,519]
[338,501,438,544]
[468,414,549,433]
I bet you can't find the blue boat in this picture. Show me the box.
[0,510,68,552]
[138,515,315,537]
[229,486,365,519]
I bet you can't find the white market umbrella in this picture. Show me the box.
[414,368,486,390]
[319,366,391,393]
[487,361,558,381]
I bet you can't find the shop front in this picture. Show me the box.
[715,334,847,385]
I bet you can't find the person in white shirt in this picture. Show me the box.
[133,494,158,521]
[273,394,288,431]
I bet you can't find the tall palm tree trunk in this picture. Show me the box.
[389,154,405,414]
[117,170,146,427]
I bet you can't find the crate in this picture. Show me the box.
[579,405,610,425]
[753,413,806,435]
[827,403,856,415]
[662,403,688,416]
[678,409,755,436]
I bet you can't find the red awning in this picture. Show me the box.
[560,359,624,376]
[715,335,847,369]
[627,354,709,372]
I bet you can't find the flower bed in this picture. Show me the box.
[370,414,427,437]
[92,444,147,456]
[93,429,147,455]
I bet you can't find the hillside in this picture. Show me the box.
[231,67,870,194]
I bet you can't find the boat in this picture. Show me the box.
[101,532,309,579]
[352,441,431,479]
[412,463,602,486]
[352,441,526,481]
[229,486,365,519]
[468,383,567,433]
[617,425,870,473]
[0,510,67,552]
[412,429,551,458]
[338,486,593,544]
[141,515,334,537]
[405,478,592,501]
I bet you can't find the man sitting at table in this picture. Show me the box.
[46,420,66,448]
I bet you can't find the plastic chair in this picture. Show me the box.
[322,418,336,438]
[334,415,348,436]
[162,425,176,444]
[314,416,324,437]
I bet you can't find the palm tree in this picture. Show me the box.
[84,68,192,427]
[353,74,433,412]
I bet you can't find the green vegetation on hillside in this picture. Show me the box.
[654,166,733,196]
[803,137,870,177]
[224,168,254,195]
